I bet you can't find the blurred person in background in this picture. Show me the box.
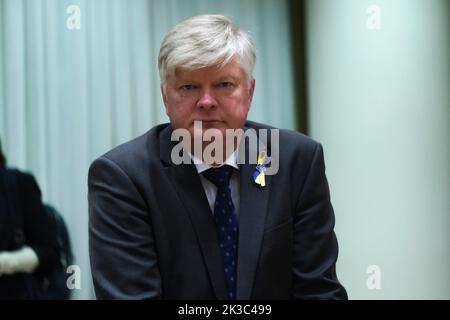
[0,137,59,299]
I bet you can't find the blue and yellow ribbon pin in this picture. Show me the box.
[253,151,269,188]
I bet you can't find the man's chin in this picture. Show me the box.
[201,120,225,128]
[188,122,226,136]
[189,122,225,135]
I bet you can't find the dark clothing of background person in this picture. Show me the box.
[0,167,59,299]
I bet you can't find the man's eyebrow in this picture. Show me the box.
[175,79,200,84]
[215,75,240,82]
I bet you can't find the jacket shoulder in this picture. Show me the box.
[3,168,38,189]
[245,120,321,153]
[91,123,169,171]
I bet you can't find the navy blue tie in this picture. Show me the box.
[202,165,238,300]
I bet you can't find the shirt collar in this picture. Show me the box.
[189,151,240,174]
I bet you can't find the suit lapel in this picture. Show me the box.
[235,133,272,300]
[160,126,228,299]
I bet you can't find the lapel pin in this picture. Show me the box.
[252,151,270,188]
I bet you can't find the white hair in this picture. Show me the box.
[158,14,256,85]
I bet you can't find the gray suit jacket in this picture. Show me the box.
[88,121,347,299]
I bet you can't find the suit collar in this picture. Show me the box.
[159,125,228,298]
[168,163,230,299]
[235,128,272,299]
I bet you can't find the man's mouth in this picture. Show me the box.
[193,119,223,125]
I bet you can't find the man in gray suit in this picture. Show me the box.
[88,14,347,300]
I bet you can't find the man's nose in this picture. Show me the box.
[196,90,218,110]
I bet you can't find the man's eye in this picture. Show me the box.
[218,82,233,88]
[180,85,196,91]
